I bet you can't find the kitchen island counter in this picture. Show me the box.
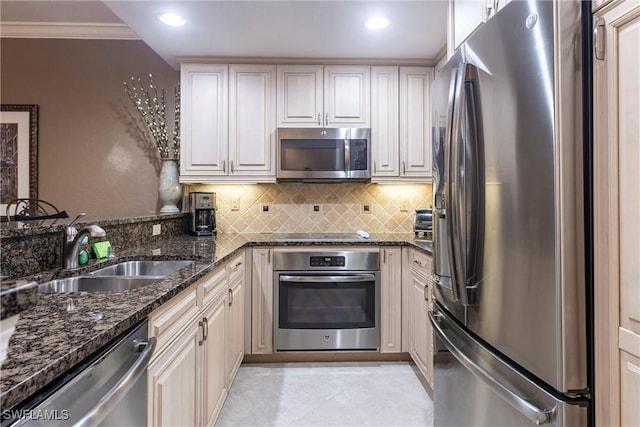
[0,233,431,410]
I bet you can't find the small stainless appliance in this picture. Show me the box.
[187,192,216,236]
[273,249,380,351]
[276,128,371,181]
[413,209,433,240]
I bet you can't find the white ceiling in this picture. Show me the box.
[1,1,448,70]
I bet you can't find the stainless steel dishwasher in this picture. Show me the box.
[6,320,155,427]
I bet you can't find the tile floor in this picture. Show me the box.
[216,362,433,427]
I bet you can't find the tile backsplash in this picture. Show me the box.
[188,183,433,234]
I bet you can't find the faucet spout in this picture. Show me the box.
[63,224,106,269]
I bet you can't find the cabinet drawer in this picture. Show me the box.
[149,287,199,355]
[200,266,228,309]
[409,249,432,278]
[226,252,245,282]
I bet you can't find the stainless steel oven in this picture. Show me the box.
[273,249,380,351]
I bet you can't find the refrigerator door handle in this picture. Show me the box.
[429,309,555,425]
[447,62,468,304]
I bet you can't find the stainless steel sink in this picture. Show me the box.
[89,260,194,277]
[38,276,161,293]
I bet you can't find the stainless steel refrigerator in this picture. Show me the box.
[430,0,591,426]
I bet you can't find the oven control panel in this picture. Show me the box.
[309,256,346,267]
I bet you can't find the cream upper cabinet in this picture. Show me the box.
[399,67,433,179]
[323,65,370,127]
[276,65,323,127]
[180,63,276,183]
[452,0,486,50]
[277,65,370,128]
[371,66,400,178]
[180,63,228,179]
[228,64,277,179]
[251,247,274,354]
[594,1,640,426]
[380,247,402,353]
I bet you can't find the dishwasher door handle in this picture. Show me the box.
[74,337,157,427]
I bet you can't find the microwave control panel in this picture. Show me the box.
[349,140,368,171]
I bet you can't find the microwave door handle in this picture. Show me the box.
[344,138,350,175]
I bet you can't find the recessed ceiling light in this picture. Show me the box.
[159,13,186,27]
[365,16,389,30]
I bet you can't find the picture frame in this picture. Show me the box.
[1,105,39,218]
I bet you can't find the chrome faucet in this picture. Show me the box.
[63,213,106,269]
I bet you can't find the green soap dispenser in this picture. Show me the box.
[78,249,89,266]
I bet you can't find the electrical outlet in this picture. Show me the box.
[399,199,409,212]
[361,203,372,214]
[152,224,161,236]
[260,203,271,214]
[231,197,241,211]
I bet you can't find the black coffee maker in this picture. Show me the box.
[187,192,216,236]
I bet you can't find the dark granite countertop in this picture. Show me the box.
[0,233,432,409]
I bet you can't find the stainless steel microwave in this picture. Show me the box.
[276,128,371,181]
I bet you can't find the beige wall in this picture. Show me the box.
[1,39,179,218]
[188,183,433,234]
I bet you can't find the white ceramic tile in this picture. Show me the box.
[216,362,433,427]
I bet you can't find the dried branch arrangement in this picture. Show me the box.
[124,74,180,159]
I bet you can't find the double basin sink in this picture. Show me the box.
[38,260,194,294]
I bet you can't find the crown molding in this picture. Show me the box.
[0,22,139,40]
[177,56,436,67]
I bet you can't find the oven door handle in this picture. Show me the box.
[279,274,376,283]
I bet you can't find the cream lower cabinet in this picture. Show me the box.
[227,271,245,383]
[148,254,245,427]
[402,248,434,387]
[251,247,274,354]
[148,316,201,427]
[380,247,402,352]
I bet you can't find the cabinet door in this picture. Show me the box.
[410,271,430,380]
[180,63,228,178]
[380,247,402,352]
[251,248,273,354]
[371,66,400,178]
[399,67,433,178]
[227,273,244,385]
[453,0,486,49]
[593,2,640,426]
[229,64,277,177]
[324,65,370,127]
[148,319,201,427]
[202,290,228,427]
[277,65,323,127]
